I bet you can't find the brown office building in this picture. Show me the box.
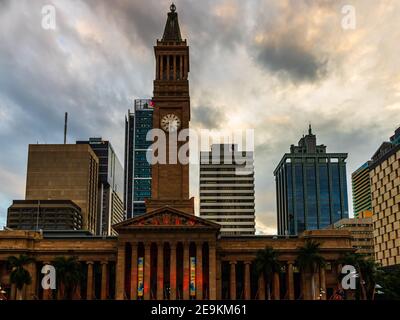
[7,200,83,231]
[370,131,400,267]
[25,144,99,234]
[0,5,354,301]
[329,218,374,257]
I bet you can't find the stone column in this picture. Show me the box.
[160,55,164,80]
[273,272,280,300]
[115,244,126,300]
[130,242,138,300]
[72,282,81,300]
[229,261,236,300]
[302,271,311,300]
[86,261,94,300]
[244,261,251,300]
[209,244,217,300]
[170,241,177,300]
[320,266,327,300]
[216,259,222,300]
[166,56,170,80]
[183,241,190,300]
[144,242,151,300]
[287,262,295,300]
[157,241,164,300]
[258,273,266,300]
[27,261,37,300]
[10,283,16,300]
[196,242,203,300]
[101,262,108,300]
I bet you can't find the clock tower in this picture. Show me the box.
[146,4,194,214]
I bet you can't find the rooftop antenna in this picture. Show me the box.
[64,112,68,144]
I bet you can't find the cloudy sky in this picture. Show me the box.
[0,0,399,234]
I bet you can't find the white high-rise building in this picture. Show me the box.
[199,144,256,236]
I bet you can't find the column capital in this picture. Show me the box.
[244,261,252,265]
[156,240,164,247]
[229,261,237,265]
[130,241,138,246]
[144,242,152,249]
[86,261,94,265]
[208,242,217,249]
[100,260,108,265]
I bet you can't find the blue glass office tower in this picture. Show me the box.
[274,126,349,235]
[124,99,153,218]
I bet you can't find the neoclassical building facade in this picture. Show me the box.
[0,213,352,300]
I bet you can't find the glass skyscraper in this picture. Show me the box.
[124,99,153,218]
[351,161,372,218]
[274,126,349,235]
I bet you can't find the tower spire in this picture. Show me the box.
[161,3,182,42]
[308,123,312,135]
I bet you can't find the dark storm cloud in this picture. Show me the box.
[256,41,327,82]
[249,0,337,83]
[81,0,245,45]
[192,105,226,129]
[81,0,165,49]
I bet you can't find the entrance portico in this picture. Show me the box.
[113,206,220,300]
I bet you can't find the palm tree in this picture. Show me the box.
[254,247,281,300]
[53,256,83,300]
[296,240,325,300]
[339,252,378,300]
[362,258,378,300]
[7,255,34,300]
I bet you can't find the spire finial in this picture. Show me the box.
[162,3,182,41]
[308,123,312,135]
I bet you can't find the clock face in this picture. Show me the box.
[161,114,181,132]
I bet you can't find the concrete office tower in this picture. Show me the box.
[370,127,400,267]
[7,200,83,231]
[329,217,374,256]
[200,144,256,236]
[274,126,349,235]
[352,162,372,218]
[124,99,153,218]
[25,144,99,234]
[77,138,124,235]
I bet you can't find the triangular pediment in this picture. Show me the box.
[113,206,220,232]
